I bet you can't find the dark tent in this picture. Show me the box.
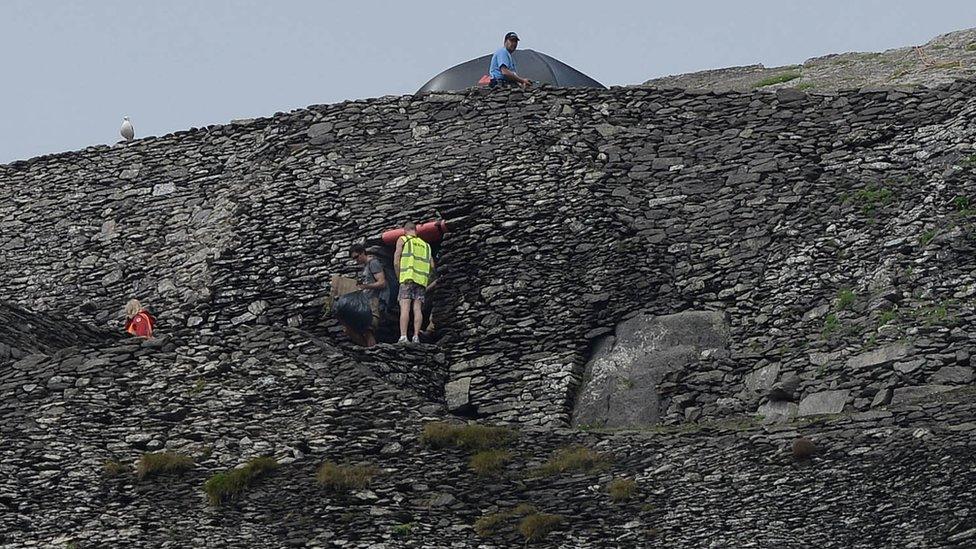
[417,49,605,94]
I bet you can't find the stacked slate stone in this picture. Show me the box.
[1,80,976,546]
[1,322,974,546]
[0,301,114,365]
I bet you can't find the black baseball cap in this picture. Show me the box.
[505,32,520,41]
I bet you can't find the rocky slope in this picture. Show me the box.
[2,65,976,546]
[645,28,976,93]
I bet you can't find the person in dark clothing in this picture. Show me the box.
[347,243,387,347]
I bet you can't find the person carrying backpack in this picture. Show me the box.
[394,221,435,344]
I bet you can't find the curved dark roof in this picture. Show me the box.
[417,49,605,94]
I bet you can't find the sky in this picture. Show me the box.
[2,0,975,164]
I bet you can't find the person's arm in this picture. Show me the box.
[500,65,531,87]
[361,269,386,290]
[358,261,387,290]
[393,237,405,278]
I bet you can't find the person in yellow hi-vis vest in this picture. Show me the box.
[394,221,436,344]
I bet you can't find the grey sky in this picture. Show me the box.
[2,0,975,164]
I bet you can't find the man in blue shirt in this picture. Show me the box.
[488,32,532,88]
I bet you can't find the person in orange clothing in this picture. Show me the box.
[124,299,156,338]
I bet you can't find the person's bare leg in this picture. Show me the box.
[398,298,411,339]
[412,300,423,338]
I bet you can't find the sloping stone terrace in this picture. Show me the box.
[3,81,976,428]
[0,321,974,547]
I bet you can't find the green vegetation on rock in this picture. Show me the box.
[316,461,378,493]
[475,503,563,542]
[608,477,638,502]
[822,314,840,338]
[836,288,856,311]
[845,185,895,215]
[136,452,194,480]
[469,449,513,476]
[103,459,128,478]
[392,523,414,537]
[755,71,801,88]
[534,446,608,477]
[203,457,277,505]
[519,512,564,543]
[422,421,516,451]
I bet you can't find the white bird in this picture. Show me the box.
[120,117,134,142]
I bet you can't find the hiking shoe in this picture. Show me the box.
[412,335,421,344]
[397,336,408,344]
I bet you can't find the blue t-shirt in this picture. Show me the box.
[489,47,516,81]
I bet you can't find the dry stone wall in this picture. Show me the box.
[3,80,976,548]
[3,81,976,429]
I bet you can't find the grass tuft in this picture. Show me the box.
[835,288,856,311]
[474,503,541,538]
[845,185,895,215]
[136,452,194,480]
[392,522,414,537]
[878,309,897,328]
[203,456,277,505]
[316,461,378,493]
[755,71,801,88]
[822,314,840,339]
[519,513,564,543]
[469,449,513,476]
[534,446,609,477]
[103,459,129,478]
[919,229,938,246]
[608,477,638,502]
[474,511,511,537]
[422,421,516,451]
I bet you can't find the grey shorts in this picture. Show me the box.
[398,281,426,303]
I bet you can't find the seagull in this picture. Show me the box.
[120,117,134,142]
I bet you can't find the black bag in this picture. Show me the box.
[333,290,372,332]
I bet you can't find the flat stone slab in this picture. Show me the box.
[846,344,912,369]
[891,385,956,406]
[444,377,471,411]
[758,400,798,423]
[931,366,974,385]
[798,389,850,416]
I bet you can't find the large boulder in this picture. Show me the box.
[572,311,729,429]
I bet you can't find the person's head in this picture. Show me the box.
[349,243,368,265]
[504,32,519,52]
[125,299,142,319]
[403,221,417,235]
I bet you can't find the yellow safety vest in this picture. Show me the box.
[399,235,432,287]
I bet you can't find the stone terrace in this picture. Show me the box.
[1,80,976,547]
